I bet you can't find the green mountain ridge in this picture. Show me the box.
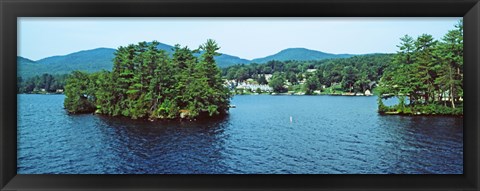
[18,43,358,78]
[251,48,354,63]
[18,48,116,78]
[18,56,36,64]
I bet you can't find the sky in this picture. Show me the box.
[18,17,461,61]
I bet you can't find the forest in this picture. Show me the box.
[17,74,68,94]
[376,21,463,115]
[221,54,392,94]
[63,40,232,120]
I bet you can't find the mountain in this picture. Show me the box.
[214,54,250,67]
[18,57,36,65]
[155,42,175,54]
[18,57,41,78]
[18,44,358,79]
[151,42,249,67]
[251,48,354,63]
[18,48,116,78]
[18,43,250,78]
[36,48,117,75]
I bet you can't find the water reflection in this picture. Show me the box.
[375,115,463,174]
[91,115,230,174]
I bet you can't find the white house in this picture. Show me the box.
[364,89,372,96]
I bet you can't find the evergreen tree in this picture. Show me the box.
[341,66,358,93]
[64,40,232,120]
[269,72,287,93]
[376,21,463,115]
[305,74,320,95]
[64,71,96,114]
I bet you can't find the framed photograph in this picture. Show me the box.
[1,0,479,190]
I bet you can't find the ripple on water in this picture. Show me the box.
[17,94,463,174]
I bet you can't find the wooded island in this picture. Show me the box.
[376,21,463,115]
[63,40,232,120]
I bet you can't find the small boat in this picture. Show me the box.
[229,105,236,108]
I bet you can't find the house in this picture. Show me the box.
[364,89,372,96]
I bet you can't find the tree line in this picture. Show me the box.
[376,20,463,115]
[221,54,393,94]
[63,40,232,120]
[17,74,68,93]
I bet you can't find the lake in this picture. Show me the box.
[17,94,463,174]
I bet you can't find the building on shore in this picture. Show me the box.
[364,89,372,96]
[234,81,273,93]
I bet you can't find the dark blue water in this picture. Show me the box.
[17,94,463,174]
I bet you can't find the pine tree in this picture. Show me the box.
[64,40,232,120]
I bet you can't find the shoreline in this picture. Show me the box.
[232,91,374,96]
[18,92,64,95]
[379,111,463,117]
[19,92,375,97]
[18,93,462,117]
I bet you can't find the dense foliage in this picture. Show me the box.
[17,73,68,94]
[222,54,393,94]
[64,40,232,119]
[376,20,463,115]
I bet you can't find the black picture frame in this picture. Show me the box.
[1,0,479,190]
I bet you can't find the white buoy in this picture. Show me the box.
[290,116,293,123]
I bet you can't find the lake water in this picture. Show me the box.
[17,94,463,174]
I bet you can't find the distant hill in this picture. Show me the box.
[36,48,116,74]
[18,44,361,78]
[152,42,250,67]
[18,56,36,65]
[155,42,175,54]
[214,54,250,67]
[18,48,116,78]
[18,43,252,78]
[18,57,41,78]
[251,48,354,63]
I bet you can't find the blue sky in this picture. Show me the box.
[18,17,461,61]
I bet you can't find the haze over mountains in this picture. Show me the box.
[18,42,355,78]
